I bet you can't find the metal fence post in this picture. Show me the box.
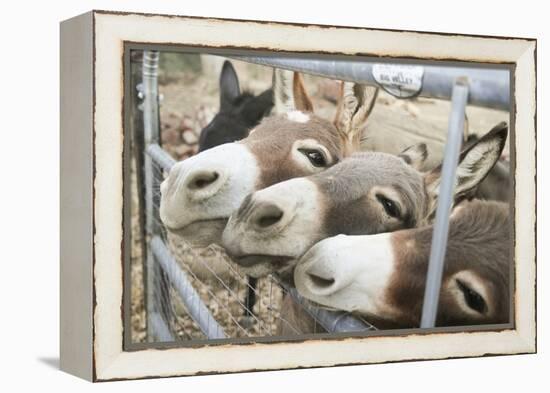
[142,50,175,342]
[420,78,469,328]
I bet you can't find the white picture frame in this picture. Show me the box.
[60,10,536,381]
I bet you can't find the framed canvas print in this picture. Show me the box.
[60,10,537,381]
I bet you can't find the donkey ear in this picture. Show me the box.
[425,122,508,209]
[293,73,314,112]
[334,82,378,140]
[219,61,241,110]
[272,69,313,114]
[272,68,295,114]
[399,143,428,171]
[242,88,274,123]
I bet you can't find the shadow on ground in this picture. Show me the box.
[38,357,59,370]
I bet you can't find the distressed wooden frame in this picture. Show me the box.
[60,10,537,382]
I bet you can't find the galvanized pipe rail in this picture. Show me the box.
[151,236,227,339]
[230,55,510,110]
[280,283,377,333]
[146,144,176,172]
[420,80,468,328]
[149,311,176,343]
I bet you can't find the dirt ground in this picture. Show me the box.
[130,53,509,343]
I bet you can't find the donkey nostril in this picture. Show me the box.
[254,204,284,229]
[307,273,335,289]
[188,171,219,190]
[258,212,283,228]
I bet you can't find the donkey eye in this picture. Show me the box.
[456,279,487,314]
[299,149,327,167]
[376,194,400,218]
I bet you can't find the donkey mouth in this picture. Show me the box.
[232,254,294,268]
[165,217,228,232]
[164,218,228,247]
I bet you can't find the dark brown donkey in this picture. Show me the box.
[294,199,510,328]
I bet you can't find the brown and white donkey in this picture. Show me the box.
[160,77,378,248]
[294,199,510,328]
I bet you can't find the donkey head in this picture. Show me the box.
[160,74,378,247]
[294,200,510,327]
[222,123,508,278]
[198,60,274,152]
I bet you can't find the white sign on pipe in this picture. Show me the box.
[372,64,424,98]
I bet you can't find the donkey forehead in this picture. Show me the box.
[242,113,341,151]
[311,152,425,198]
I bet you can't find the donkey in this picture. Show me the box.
[196,60,273,316]
[198,60,273,152]
[221,122,508,281]
[222,123,507,334]
[293,199,510,328]
[161,75,377,325]
[160,80,378,247]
